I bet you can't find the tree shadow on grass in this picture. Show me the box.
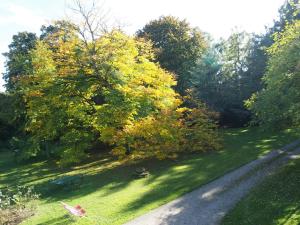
[38,157,178,202]
[119,154,228,215]
[36,214,75,225]
[117,128,300,222]
[0,161,66,188]
[1,127,300,225]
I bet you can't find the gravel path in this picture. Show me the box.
[124,140,300,225]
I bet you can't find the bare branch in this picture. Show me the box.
[68,0,111,42]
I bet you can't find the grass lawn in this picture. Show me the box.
[222,157,300,225]
[0,127,299,225]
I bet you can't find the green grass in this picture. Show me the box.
[222,157,300,225]
[0,127,299,225]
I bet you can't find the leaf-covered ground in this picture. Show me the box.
[0,127,299,225]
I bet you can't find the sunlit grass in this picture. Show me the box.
[222,158,300,225]
[0,127,299,225]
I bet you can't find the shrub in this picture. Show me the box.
[0,186,39,225]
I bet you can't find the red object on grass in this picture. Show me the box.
[60,202,86,217]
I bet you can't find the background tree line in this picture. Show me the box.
[0,0,299,165]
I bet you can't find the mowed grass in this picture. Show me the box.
[0,127,299,225]
[222,158,300,225]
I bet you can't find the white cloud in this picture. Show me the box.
[0,3,46,32]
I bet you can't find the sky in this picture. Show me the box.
[0,0,286,91]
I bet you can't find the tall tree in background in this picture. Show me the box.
[3,20,80,92]
[191,0,300,127]
[137,16,207,94]
[219,31,251,106]
[245,0,300,128]
[246,21,300,129]
[189,39,222,111]
[273,0,300,33]
[240,35,267,100]
[1,32,38,144]
[191,32,256,127]
[3,32,37,91]
[253,0,300,85]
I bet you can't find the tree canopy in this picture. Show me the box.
[137,16,207,94]
[12,20,219,165]
[3,32,37,91]
[246,21,300,129]
[190,32,264,127]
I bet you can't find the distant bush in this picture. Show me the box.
[0,186,39,225]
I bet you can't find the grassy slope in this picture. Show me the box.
[0,128,299,225]
[222,158,300,225]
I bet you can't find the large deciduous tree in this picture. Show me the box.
[2,32,38,145]
[17,18,219,165]
[246,21,300,128]
[137,16,207,94]
[191,0,300,128]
